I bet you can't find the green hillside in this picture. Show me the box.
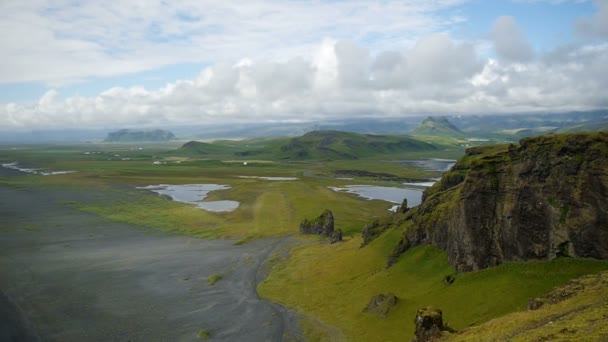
[179,130,439,160]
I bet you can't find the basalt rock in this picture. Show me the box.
[412,307,455,342]
[389,132,608,272]
[330,229,343,244]
[363,293,398,318]
[300,209,335,236]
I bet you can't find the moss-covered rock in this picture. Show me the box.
[300,209,335,236]
[413,306,455,341]
[388,132,608,272]
[363,293,398,318]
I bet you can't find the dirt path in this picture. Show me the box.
[0,182,300,341]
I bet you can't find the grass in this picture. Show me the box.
[258,228,608,341]
[449,271,608,341]
[197,329,210,339]
[207,274,223,286]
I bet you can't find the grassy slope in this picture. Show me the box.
[449,271,608,341]
[259,227,608,341]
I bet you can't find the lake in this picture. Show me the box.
[138,184,239,212]
[328,185,423,211]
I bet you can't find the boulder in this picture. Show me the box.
[363,293,398,318]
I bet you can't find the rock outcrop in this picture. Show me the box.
[412,307,455,342]
[389,132,608,272]
[363,293,398,318]
[300,209,335,236]
[330,229,343,244]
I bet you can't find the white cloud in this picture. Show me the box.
[2,37,608,130]
[576,0,608,37]
[0,0,468,85]
[492,16,535,62]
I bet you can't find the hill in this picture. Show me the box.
[413,116,464,137]
[104,129,175,142]
[179,130,439,160]
[275,130,438,160]
[384,132,608,272]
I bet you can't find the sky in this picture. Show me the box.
[1,0,607,130]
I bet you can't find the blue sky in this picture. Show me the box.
[0,0,607,129]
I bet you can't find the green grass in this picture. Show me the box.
[207,274,223,286]
[197,329,210,339]
[259,228,608,341]
[449,271,608,341]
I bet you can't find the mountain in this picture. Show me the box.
[413,116,464,137]
[382,132,608,272]
[104,129,176,142]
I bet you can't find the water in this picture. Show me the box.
[393,158,456,172]
[138,184,240,212]
[1,161,75,176]
[238,176,298,181]
[328,185,423,211]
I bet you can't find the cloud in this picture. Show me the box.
[576,0,608,38]
[2,37,608,130]
[492,16,535,62]
[0,0,468,85]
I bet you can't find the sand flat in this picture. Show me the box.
[0,183,298,341]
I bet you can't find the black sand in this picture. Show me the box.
[0,179,299,341]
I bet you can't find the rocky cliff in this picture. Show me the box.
[388,132,608,272]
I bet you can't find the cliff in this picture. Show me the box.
[388,132,608,272]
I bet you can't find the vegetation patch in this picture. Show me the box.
[207,274,223,286]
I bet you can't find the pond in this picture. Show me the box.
[238,176,298,181]
[328,185,423,211]
[137,184,239,212]
[393,158,456,172]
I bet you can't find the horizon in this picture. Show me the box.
[1,0,608,130]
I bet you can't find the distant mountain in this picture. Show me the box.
[179,130,438,160]
[412,116,464,137]
[104,129,176,142]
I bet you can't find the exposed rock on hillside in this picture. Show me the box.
[330,229,343,244]
[412,307,455,342]
[363,293,398,319]
[300,209,335,236]
[105,129,175,142]
[389,132,608,272]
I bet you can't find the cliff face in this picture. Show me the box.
[390,132,608,272]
